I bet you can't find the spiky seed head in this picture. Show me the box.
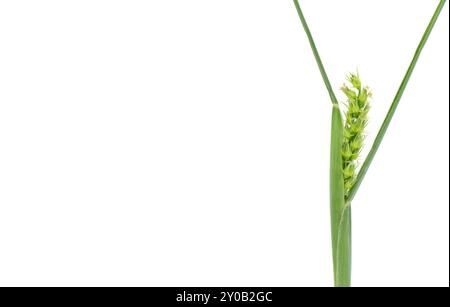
[341,72,372,199]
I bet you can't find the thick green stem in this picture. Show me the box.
[330,105,351,287]
[335,205,352,287]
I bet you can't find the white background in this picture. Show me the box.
[0,0,448,287]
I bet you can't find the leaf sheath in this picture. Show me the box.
[330,105,351,287]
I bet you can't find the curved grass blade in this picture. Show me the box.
[347,0,447,203]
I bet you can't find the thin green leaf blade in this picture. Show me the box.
[293,0,338,105]
[347,0,447,203]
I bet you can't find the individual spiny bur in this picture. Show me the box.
[341,73,372,199]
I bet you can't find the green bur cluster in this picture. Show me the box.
[341,73,372,199]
